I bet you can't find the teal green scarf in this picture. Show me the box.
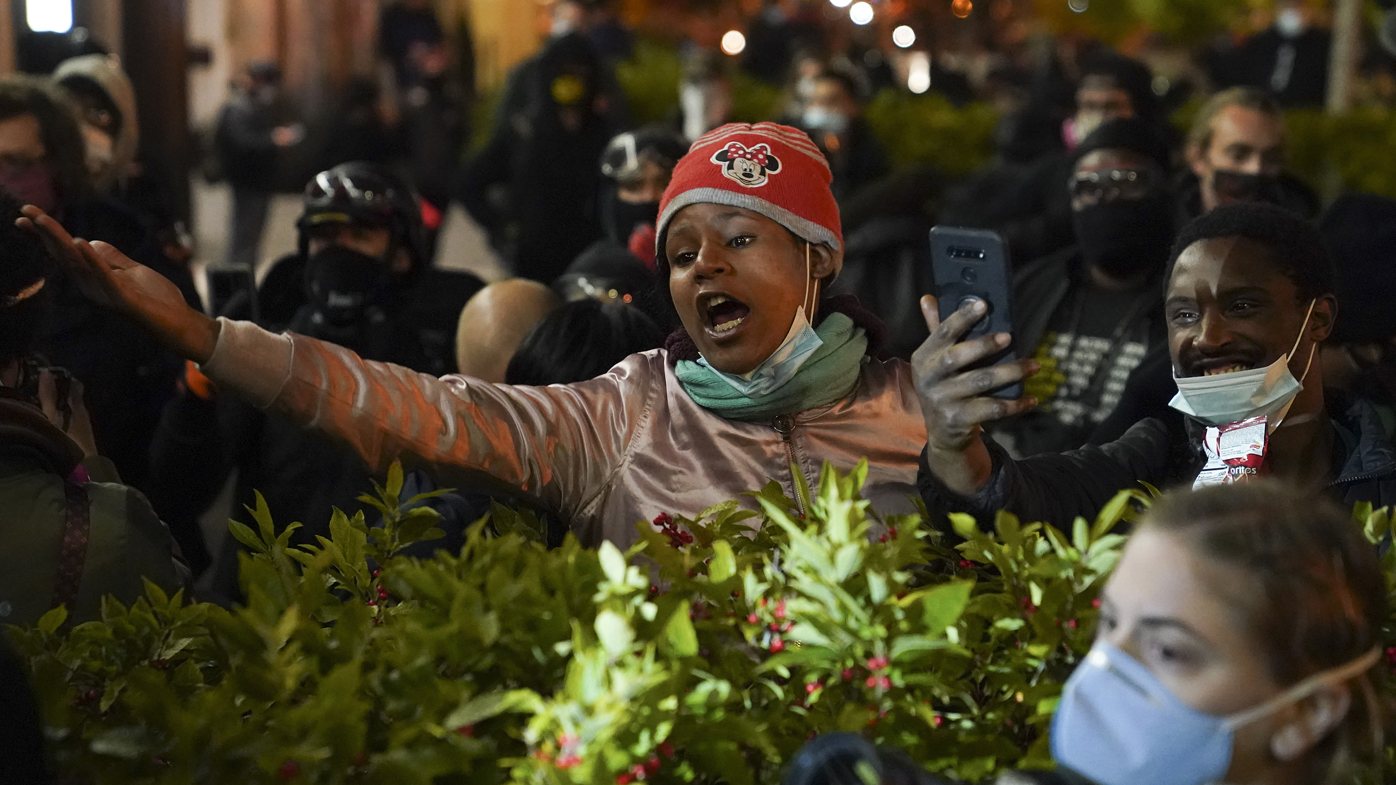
[674,313,868,422]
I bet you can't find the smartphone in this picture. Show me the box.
[929,226,1021,399]
[206,263,259,321]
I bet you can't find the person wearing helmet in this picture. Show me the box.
[554,124,686,325]
[143,163,483,599]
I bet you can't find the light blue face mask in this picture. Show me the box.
[1168,300,1316,428]
[698,243,824,399]
[1051,641,1381,785]
[802,107,850,136]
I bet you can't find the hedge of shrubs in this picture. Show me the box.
[9,462,1396,784]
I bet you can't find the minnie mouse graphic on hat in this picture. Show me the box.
[711,141,782,187]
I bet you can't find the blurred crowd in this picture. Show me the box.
[3,0,1396,782]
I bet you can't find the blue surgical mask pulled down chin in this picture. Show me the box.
[1051,642,1380,785]
[1169,300,1316,428]
[698,243,823,398]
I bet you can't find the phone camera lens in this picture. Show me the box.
[960,266,977,284]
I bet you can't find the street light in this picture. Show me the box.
[830,0,853,8]
[893,25,917,48]
[27,0,73,33]
[721,30,747,56]
[850,1,874,25]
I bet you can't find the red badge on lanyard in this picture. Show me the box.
[1194,416,1269,488]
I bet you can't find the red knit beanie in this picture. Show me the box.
[656,123,843,260]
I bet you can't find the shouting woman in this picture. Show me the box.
[24,124,929,548]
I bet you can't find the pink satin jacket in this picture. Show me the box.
[202,318,929,548]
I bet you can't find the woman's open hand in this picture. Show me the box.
[17,205,220,363]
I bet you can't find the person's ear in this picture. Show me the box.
[1186,141,1209,179]
[809,243,840,281]
[1270,685,1351,762]
[1310,295,1337,343]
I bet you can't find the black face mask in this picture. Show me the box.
[1072,196,1175,278]
[303,245,394,326]
[1211,170,1284,206]
[606,198,659,245]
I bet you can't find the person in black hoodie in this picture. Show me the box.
[992,118,1175,458]
[149,163,482,599]
[457,33,620,283]
[915,202,1396,531]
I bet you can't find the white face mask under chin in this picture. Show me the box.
[698,242,824,398]
[1169,300,1317,429]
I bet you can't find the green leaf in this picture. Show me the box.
[595,609,634,657]
[663,606,699,658]
[442,688,539,730]
[709,540,737,583]
[950,513,981,540]
[36,605,67,634]
[922,581,972,633]
[598,541,628,585]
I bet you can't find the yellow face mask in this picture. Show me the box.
[551,74,586,107]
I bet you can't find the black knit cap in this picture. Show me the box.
[1079,51,1161,126]
[1320,192,1396,344]
[1072,117,1171,171]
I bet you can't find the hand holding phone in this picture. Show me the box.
[912,228,1039,496]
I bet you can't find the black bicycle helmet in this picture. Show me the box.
[599,125,689,183]
[296,162,429,268]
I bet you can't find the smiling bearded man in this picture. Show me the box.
[912,201,1396,532]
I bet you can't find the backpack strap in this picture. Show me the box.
[51,480,91,613]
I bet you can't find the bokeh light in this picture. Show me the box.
[907,52,931,94]
[951,0,974,17]
[892,25,917,48]
[830,0,853,8]
[1067,0,1089,11]
[720,30,747,55]
[27,0,73,33]
[849,1,874,24]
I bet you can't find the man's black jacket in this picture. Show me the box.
[919,391,1396,531]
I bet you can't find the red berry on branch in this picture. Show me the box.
[1066,619,1078,629]
[759,597,768,607]
[649,585,659,594]
[557,754,582,769]
[865,676,877,688]
[773,600,787,619]
[769,637,785,653]
[278,760,300,781]
[747,614,759,624]
[455,724,475,737]
[645,756,661,774]
[631,764,647,779]
[866,656,889,671]
[658,742,675,758]
[933,715,943,727]
[805,682,820,694]
[888,528,898,540]
[1091,598,1102,609]
[842,668,855,681]
[616,775,633,785]
[878,534,888,543]
[957,560,974,569]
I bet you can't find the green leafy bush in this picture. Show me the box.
[10,465,1395,784]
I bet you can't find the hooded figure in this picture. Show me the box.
[53,54,139,193]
